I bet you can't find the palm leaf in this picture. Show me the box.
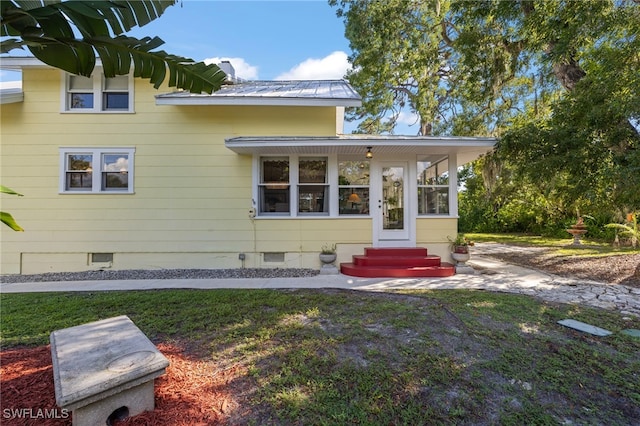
[1,0,226,94]
[605,223,636,238]
[1,185,25,231]
[1,185,23,196]
[1,211,25,232]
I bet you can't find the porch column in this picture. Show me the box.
[449,153,458,217]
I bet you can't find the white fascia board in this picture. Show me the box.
[226,136,496,148]
[0,56,45,70]
[225,137,496,159]
[0,88,24,104]
[0,56,108,70]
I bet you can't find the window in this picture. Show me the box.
[417,156,449,215]
[258,156,330,216]
[298,157,328,215]
[254,154,452,218]
[60,148,135,193]
[259,157,290,214]
[63,72,133,112]
[338,160,370,215]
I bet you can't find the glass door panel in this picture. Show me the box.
[382,166,404,230]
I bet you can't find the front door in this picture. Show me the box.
[373,161,413,247]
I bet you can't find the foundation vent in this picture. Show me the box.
[90,253,113,266]
[263,252,285,263]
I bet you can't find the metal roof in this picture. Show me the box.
[155,80,362,107]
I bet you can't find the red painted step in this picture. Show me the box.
[364,247,428,257]
[352,255,442,267]
[340,263,455,278]
[340,247,456,278]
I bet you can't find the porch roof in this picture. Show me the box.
[0,83,23,104]
[225,135,496,166]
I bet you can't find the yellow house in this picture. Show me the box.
[0,57,495,276]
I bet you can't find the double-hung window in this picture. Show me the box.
[298,157,328,215]
[63,73,133,112]
[338,159,370,215]
[258,156,329,216]
[60,148,135,193]
[259,157,290,214]
[417,156,449,215]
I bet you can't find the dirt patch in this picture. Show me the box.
[486,250,640,288]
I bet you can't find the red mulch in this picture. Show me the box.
[1,343,240,425]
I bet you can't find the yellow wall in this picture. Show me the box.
[416,217,458,262]
[0,68,353,274]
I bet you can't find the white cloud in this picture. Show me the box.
[275,51,351,80]
[203,57,259,80]
[395,110,420,126]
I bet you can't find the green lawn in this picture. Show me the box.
[2,288,639,425]
[468,232,640,257]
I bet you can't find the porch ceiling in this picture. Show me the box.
[225,135,496,166]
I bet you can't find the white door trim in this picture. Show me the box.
[372,160,416,247]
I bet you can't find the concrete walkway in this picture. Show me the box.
[2,250,639,318]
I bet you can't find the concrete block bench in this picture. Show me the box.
[50,315,169,426]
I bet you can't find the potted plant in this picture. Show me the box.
[448,234,474,265]
[319,243,337,265]
[448,233,474,253]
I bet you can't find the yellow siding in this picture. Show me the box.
[0,68,366,274]
[2,68,461,274]
[416,217,458,261]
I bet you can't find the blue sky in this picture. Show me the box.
[134,0,353,81]
[1,0,352,82]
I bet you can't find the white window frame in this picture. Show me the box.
[59,147,135,194]
[254,154,337,217]
[258,156,292,216]
[297,157,330,216]
[417,155,451,216]
[337,157,371,216]
[61,71,134,113]
[252,153,458,219]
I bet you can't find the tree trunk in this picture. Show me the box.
[551,59,586,92]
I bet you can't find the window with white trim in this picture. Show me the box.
[338,159,370,215]
[259,157,290,214]
[258,156,330,216]
[63,72,133,112]
[60,148,135,193]
[298,157,328,215]
[417,156,449,215]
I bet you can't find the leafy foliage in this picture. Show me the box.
[606,213,639,248]
[1,185,24,231]
[330,0,456,135]
[0,0,227,93]
[331,0,640,230]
